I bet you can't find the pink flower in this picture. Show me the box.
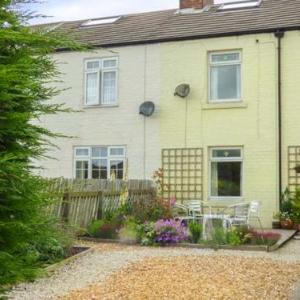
[170,197,177,208]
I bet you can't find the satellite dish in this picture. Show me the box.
[174,84,190,98]
[139,101,155,117]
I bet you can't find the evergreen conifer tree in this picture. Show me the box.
[0,0,83,287]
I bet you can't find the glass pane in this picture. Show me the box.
[86,60,100,70]
[110,160,124,179]
[211,162,242,197]
[86,72,99,105]
[92,159,107,179]
[92,147,107,157]
[76,160,89,169]
[211,53,240,63]
[92,159,107,169]
[102,71,116,105]
[103,59,117,68]
[92,170,100,179]
[212,149,241,158]
[100,170,108,179]
[110,147,124,156]
[75,168,88,179]
[75,148,89,157]
[210,65,241,100]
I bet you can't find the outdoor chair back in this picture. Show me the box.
[248,201,263,230]
[233,203,250,220]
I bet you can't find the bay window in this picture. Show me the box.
[210,148,243,198]
[74,146,125,179]
[85,58,118,106]
[209,51,241,102]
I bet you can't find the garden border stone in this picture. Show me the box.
[45,246,93,274]
[79,229,297,252]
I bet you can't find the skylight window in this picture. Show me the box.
[218,0,262,11]
[81,17,120,27]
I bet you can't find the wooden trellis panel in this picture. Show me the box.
[288,146,300,192]
[162,148,203,202]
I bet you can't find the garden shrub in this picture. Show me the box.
[136,222,156,246]
[188,222,202,243]
[126,197,173,224]
[227,226,250,246]
[87,220,105,237]
[88,219,119,239]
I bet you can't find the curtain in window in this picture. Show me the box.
[91,159,107,179]
[210,65,241,100]
[102,71,116,105]
[211,162,219,196]
[75,161,89,179]
[86,72,99,105]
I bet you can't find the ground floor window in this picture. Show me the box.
[74,146,125,180]
[210,148,243,198]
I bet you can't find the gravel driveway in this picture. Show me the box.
[5,240,300,300]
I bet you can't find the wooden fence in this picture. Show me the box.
[47,178,155,228]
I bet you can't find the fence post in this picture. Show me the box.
[97,191,103,220]
[61,192,70,223]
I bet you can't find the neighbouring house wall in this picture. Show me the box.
[39,44,161,179]
[282,31,300,191]
[160,33,280,227]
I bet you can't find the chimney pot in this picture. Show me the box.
[180,0,213,10]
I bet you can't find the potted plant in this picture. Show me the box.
[291,189,300,231]
[278,189,294,229]
[279,212,294,229]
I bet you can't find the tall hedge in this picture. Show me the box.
[0,0,83,287]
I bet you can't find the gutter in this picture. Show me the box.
[274,29,285,208]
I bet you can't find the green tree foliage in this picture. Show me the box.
[0,0,84,287]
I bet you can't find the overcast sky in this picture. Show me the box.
[26,0,245,24]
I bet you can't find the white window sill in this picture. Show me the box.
[209,197,244,201]
[83,104,119,109]
[202,102,247,110]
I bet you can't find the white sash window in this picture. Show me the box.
[74,146,125,180]
[210,148,243,199]
[209,51,242,102]
[85,58,118,106]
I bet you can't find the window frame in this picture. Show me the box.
[73,145,126,180]
[84,57,118,107]
[208,50,242,104]
[209,147,244,200]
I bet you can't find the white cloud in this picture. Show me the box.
[28,0,248,24]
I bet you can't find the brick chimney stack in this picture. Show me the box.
[180,0,213,9]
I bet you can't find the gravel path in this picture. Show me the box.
[5,240,300,300]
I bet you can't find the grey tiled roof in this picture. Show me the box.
[39,0,300,47]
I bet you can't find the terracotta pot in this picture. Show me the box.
[272,221,281,229]
[280,219,294,229]
[293,223,300,231]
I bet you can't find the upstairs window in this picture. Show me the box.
[209,51,241,102]
[210,148,243,198]
[85,58,118,106]
[74,146,125,180]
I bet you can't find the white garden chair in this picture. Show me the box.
[223,201,263,230]
[184,200,212,219]
[174,200,211,222]
[173,203,195,222]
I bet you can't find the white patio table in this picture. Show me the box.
[202,213,230,240]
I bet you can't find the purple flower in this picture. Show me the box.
[154,219,188,244]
